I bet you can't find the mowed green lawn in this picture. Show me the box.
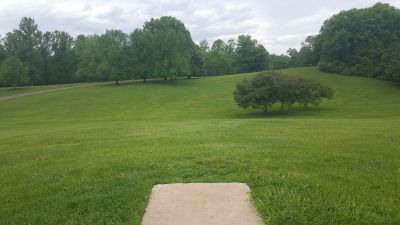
[1,67,399,225]
[0,82,94,98]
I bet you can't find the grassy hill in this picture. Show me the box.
[0,67,399,225]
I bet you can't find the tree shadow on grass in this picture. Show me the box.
[0,86,29,91]
[390,82,400,88]
[103,77,195,88]
[229,107,335,119]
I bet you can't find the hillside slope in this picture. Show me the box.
[0,67,399,225]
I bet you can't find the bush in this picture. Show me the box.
[233,71,333,113]
[0,56,29,88]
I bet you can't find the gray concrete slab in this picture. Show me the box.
[141,183,265,225]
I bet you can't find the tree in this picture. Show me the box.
[269,54,291,69]
[48,30,76,84]
[99,30,129,84]
[205,39,235,76]
[233,72,279,112]
[0,56,29,88]
[0,39,6,63]
[315,3,400,81]
[233,71,333,113]
[74,34,101,82]
[236,35,269,73]
[129,28,155,82]
[199,39,209,52]
[137,16,196,80]
[254,45,269,71]
[288,36,318,67]
[39,31,52,84]
[10,17,44,84]
[190,48,206,78]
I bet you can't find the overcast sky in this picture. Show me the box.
[0,0,399,54]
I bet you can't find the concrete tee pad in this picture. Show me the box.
[141,183,265,225]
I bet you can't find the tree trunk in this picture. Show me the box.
[115,79,119,85]
[187,75,191,79]
[143,78,146,83]
[263,105,268,113]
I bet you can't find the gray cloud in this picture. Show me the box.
[0,0,399,54]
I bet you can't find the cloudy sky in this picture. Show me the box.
[0,0,399,54]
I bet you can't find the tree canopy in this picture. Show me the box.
[0,16,274,87]
[312,3,400,82]
[0,56,29,88]
[3,3,398,87]
[233,71,333,113]
[138,16,195,80]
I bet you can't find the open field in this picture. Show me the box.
[0,83,94,98]
[0,67,399,225]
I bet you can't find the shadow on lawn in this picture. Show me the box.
[104,77,196,87]
[229,106,334,119]
[390,82,400,88]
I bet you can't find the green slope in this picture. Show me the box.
[0,67,399,225]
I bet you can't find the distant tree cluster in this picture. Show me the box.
[233,71,333,113]
[316,3,400,82]
[0,16,272,88]
[268,36,319,70]
[289,3,400,82]
[198,35,270,76]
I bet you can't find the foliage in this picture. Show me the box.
[286,36,318,68]
[199,35,271,76]
[74,34,102,81]
[0,16,277,86]
[190,48,206,78]
[204,39,236,76]
[135,16,195,81]
[315,3,400,81]
[233,71,333,112]
[3,17,44,85]
[48,31,76,84]
[0,56,29,88]
[236,35,269,73]
[269,54,291,69]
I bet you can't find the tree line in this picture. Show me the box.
[0,16,274,87]
[290,3,400,82]
[3,3,398,88]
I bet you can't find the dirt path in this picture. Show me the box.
[0,82,110,101]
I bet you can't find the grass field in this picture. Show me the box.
[0,83,93,97]
[1,67,399,225]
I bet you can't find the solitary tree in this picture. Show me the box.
[0,56,29,89]
[233,74,279,112]
[233,71,333,113]
[132,16,195,81]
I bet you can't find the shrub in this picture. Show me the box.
[0,56,29,88]
[233,71,333,113]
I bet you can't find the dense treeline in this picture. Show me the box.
[233,71,333,112]
[3,3,398,87]
[290,3,400,82]
[316,3,400,82]
[198,35,269,76]
[0,16,273,87]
